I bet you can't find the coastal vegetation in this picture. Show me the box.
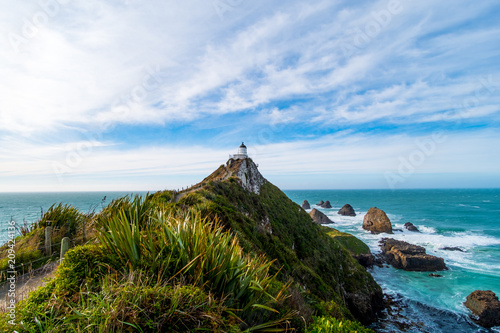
[0,158,381,332]
[0,203,91,282]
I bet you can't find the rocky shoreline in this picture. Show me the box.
[302,200,500,330]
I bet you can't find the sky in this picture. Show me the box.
[0,0,499,192]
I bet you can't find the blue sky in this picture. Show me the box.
[1,0,499,191]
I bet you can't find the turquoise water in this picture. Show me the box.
[0,192,147,244]
[284,189,500,332]
[1,189,499,331]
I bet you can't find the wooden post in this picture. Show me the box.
[45,226,52,256]
[60,237,70,263]
[82,220,87,243]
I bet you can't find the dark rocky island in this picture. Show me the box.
[309,208,334,224]
[301,199,311,210]
[321,200,332,208]
[338,204,356,216]
[379,238,447,271]
[403,222,419,232]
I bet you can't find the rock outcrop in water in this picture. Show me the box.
[338,204,356,216]
[403,222,419,232]
[379,238,447,271]
[302,200,311,210]
[317,200,324,206]
[441,246,465,252]
[309,208,334,224]
[321,200,332,208]
[464,290,500,328]
[363,207,393,234]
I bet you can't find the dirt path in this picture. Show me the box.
[0,261,58,311]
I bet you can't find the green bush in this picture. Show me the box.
[39,203,87,236]
[63,274,241,333]
[306,316,375,333]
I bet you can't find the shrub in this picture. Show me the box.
[62,274,240,333]
[38,203,87,237]
[306,316,375,333]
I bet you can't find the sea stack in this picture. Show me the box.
[464,290,500,328]
[302,200,311,210]
[363,207,393,234]
[309,208,334,224]
[338,204,356,216]
[317,200,324,206]
[404,222,420,232]
[321,200,332,208]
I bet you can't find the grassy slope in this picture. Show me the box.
[323,227,371,256]
[196,176,383,324]
[0,160,383,331]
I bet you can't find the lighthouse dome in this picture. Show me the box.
[238,142,247,156]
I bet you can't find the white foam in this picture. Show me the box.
[326,216,500,274]
[417,225,438,233]
[458,203,481,209]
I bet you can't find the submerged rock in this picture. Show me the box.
[379,238,447,271]
[441,246,465,252]
[338,204,356,216]
[404,222,420,232]
[301,200,311,210]
[464,290,500,328]
[309,208,334,224]
[363,207,393,234]
[321,200,332,208]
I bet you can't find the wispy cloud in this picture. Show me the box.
[0,0,499,191]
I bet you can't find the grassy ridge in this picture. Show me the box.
[0,165,381,331]
[1,195,295,332]
[199,178,382,323]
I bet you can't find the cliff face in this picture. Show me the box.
[231,158,266,194]
[202,158,266,194]
[192,158,383,324]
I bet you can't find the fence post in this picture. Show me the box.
[45,226,52,255]
[83,220,87,243]
[60,237,70,263]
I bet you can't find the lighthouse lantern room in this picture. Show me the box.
[230,142,248,160]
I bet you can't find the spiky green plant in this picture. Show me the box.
[39,203,86,236]
[96,198,295,330]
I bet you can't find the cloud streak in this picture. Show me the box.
[0,0,499,191]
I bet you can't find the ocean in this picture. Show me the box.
[0,192,147,244]
[284,189,500,332]
[1,189,499,332]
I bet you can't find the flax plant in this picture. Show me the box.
[96,196,295,330]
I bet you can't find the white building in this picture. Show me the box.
[229,142,248,159]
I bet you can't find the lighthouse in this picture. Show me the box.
[229,142,248,160]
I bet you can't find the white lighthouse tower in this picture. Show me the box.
[230,142,248,160]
